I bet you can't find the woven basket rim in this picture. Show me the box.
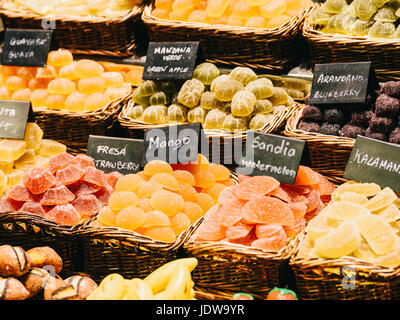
[118,93,301,140]
[0,211,86,234]
[303,5,400,47]
[290,232,400,279]
[0,0,142,24]
[184,209,301,261]
[283,105,356,147]
[142,4,315,38]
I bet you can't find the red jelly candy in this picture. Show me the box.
[81,167,107,187]
[40,185,75,206]
[6,184,36,202]
[20,201,46,217]
[72,194,102,217]
[69,181,101,196]
[45,204,81,226]
[56,164,84,185]
[95,186,113,205]
[75,154,95,168]
[105,172,124,190]
[49,152,78,173]
[0,197,23,213]
[22,167,57,195]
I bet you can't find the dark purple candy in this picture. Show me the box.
[340,124,366,139]
[319,123,341,136]
[369,114,397,134]
[365,128,387,142]
[301,105,323,123]
[375,94,400,118]
[389,128,400,144]
[298,120,321,133]
[324,108,345,125]
[380,81,400,98]
[350,111,369,128]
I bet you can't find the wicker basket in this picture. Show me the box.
[0,212,83,278]
[290,233,400,300]
[283,105,355,184]
[142,5,315,72]
[78,218,199,283]
[304,5,400,81]
[34,90,132,151]
[0,0,149,57]
[184,215,301,299]
[118,94,301,164]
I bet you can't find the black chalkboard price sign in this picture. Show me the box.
[344,136,400,193]
[2,29,53,67]
[142,42,200,81]
[0,100,32,140]
[236,131,307,184]
[142,123,208,165]
[307,62,379,106]
[87,135,144,175]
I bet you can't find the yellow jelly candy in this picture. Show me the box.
[12,89,31,101]
[137,199,153,213]
[59,62,79,80]
[332,182,381,200]
[259,0,287,19]
[171,170,195,186]
[24,123,44,151]
[143,160,173,175]
[78,78,106,94]
[47,49,73,67]
[206,0,230,18]
[97,206,117,227]
[108,191,139,213]
[136,181,163,199]
[0,160,13,174]
[0,139,26,161]
[65,92,88,111]
[245,16,268,28]
[196,193,214,213]
[266,15,292,28]
[75,60,104,78]
[5,76,27,91]
[6,169,23,189]
[376,204,400,223]
[38,139,67,157]
[142,210,171,228]
[365,187,398,212]
[101,72,125,88]
[337,191,368,205]
[149,173,179,191]
[46,95,66,110]
[315,221,361,259]
[231,1,258,19]
[115,174,144,193]
[143,226,176,242]
[31,89,49,108]
[0,87,11,100]
[14,149,35,167]
[115,206,146,231]
[170,212,191,235]
[326,201,370,220]
[355,214,396,255]
[182,201,204,223]
[202,183,226,203]
[373,237,400,268]
[305,212,332,241]
[48,78,76,95]
[150,190,185,217]
[353,241,377,261]
[174,183,198,202]
[84,93,110,112]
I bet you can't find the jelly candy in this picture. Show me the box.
[353,0,377,21]
[144,160,173,175]
[197,205,226,241]
[200,92,224,110]
[47,49,73,67]
[178,79,205,108]
[193,63,220,85]
[20,201,46,217]
[226,222,253,240]
[236,176,280,200]
[22,167,56,194]
[0,196,23,212]
[108,191,139,212]
[368,21,395,38]
[323,0,347,14]
[167,104,187,123]
[75,59,103,78]
[142,210,170,228]
[6,184,35,202]
[45,204,81,226]
[48,78,76,95]
[40,185,75,206]
[365,187,398,212]
[204,109,227,129]
[246,79,274,100]
[49,152,77,173]
[170,212,191,235]
[229,67,257,86]
[115,206,146,231]
[249,114,274,130]
[182,201,203,223]
[143,105,167,124]
[115,174,144,193]
[222,114,248,133]
[206,0,230,18]
[187,106,208,124]
[150,190,185,217]
[326,201,370,220]
[143,226,176,242]
[231,90,256,117]
[214,79,244,102]
[150,92,168,106]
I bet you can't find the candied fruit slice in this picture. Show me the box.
[373,237,400,268]
[288,201,307,220]
[55,164,84,185]
[108,191,139,212]
[6,184,35,202]
[22,167,56,195]
[315,221,361,259]
[376,204,400,222]
[182,201,203,223]
[170,212,191,235]
[142,210,170,228]
[255,223,285,239]
[242,196,294,226]
[332,182,381,200]
[0,139,26,161]
[251,233,287,251]
[284,218,307,238]
[197,204,226,241]
[45,204,81,226]
[20,201,46,217]
[218,198,246,227]
[40,185,75,206]
[235,176,279,200]
[115,174,144,193]
[294,165,320,186]
[24,123,43,151]
[38,140,67,157]
[326,201,370,220]
[338,192,368,205]
[355,214,396,255]
[218,185,239,206]
[365,187,398,212]
[226,221,253,240]
[115,206,146,231]
[150,190,185,217]
[202,183,226,203]
[72,194,102,217]
[353,241,377,261]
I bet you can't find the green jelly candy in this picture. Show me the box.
[229,67,257,86]
[193,62,220,85]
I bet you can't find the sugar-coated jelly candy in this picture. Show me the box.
[249,114,274,130]
[368,21,395,38]
[200,91,224,110]
[267,15,292,28]
[167,104,188,123]
[75,59,104,78]
[323,0,347,14]
[259,0,287,19]
[253,99,273,115]
[223,114,248,133]
[206,0,230,18]
[78,77,106,94]
[24,123,43,151]
[187,106,208,124]
[84,93,110,112]
[48,78,76,95]
[65,92,88,111]
[129,105,146,121]
[178,79,205,108]
[374,7,396,22]
[232,1,258,19]
[138,80,159,97]
[150,91,168,106]
[101,72,124,88]
[353,0,377,21]
[214,79,244,102]
[204,109,227,130]
[59,62,79,80]
[229,67,257,86]
[47,49,74,67]
[143,105,168,124]
[231,90,256,117]
[36,66,57,79]
[269,87,289,105]
[193,62,220,85]
[188,10,208,23]
[5,76,27,91]
[12,89,31,101]
[245,16,268,28]
[38,139,67,157]
[31,89,49,108]
[105,87,129,101]
[46,95,66,110]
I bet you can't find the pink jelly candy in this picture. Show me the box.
[56,164,84,185]
[40,185,75,206]
[72,194,102,217]
[49,152,78,173]
[6,184,36,202]
[45,203,81,226]
[22,167,57,195]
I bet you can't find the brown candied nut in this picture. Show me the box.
[65,276,98,300]
[26,247,63,274]
[20,268,51,299]
[0,245,31,277]
[0,277,30,300]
